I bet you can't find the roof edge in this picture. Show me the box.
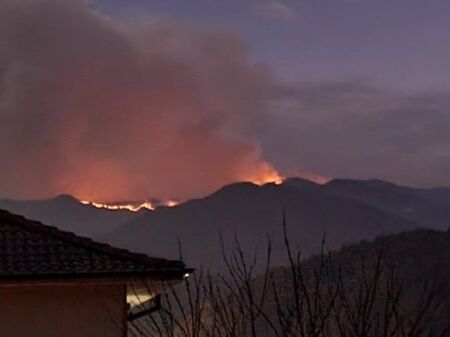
[0,208,188,272]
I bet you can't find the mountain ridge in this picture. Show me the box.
[101,179,423,270]
[2,177,449,271]
[0,194,142,237]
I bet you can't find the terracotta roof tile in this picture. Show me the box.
[0,209,190,281]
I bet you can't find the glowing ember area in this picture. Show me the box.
[80,200,155,211]
[246,164,284,186]
[76,166,284,212]
[252,172,284,186]
[165,200,179,207]
[80,200,180,212]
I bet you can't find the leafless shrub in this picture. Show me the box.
[130,219,449,337]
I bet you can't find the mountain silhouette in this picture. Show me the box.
[0,194,141,237]
[3,178,449,271]
[101,180,420,270]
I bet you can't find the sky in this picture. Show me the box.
[95,0,450,90]
[1,0,450,202]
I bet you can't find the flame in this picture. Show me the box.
[247,164,284,186]
[165,200,179,207]
[80,199,180,212]
[79,165,284,212]
[80,200,155,211]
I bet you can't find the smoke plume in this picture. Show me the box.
[0,0,278,201]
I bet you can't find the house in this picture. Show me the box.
[0,208,192,337]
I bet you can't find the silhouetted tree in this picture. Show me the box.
[129,220,449,337]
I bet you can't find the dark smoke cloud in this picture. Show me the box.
[0,0,277,201]
[1,1,450,202]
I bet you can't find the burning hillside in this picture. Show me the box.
[80,199,179,212]
[79,170,284,212]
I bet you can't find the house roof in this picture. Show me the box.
[0,208,191,283]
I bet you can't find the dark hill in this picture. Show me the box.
[102,181,417,271]
[323,178,450,229]
[251,229,450,337]
[3,177,449,271]
[0,194,140,237]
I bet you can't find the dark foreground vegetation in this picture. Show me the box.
[129,222,450,337]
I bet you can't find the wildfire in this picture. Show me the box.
[80,200,179,212]
[79,166,284,212]
[165,200,179,207]
[249,166,284,186]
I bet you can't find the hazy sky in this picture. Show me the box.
[1,0,449,201]
[95,0,450,90]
